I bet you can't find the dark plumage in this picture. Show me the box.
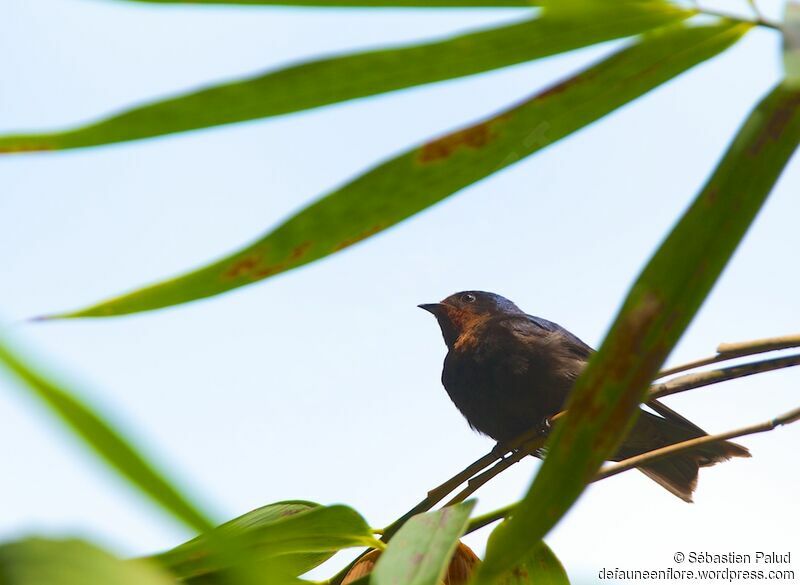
[419,290,750,502]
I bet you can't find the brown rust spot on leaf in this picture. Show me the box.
[537,65,603,101]
[223,254,262,279]
[417,116,509,164]
[290,241,312,260]
[747,92,800,158]
[251,263,287,280]
[512,566,529,579]
[0,142,55,154]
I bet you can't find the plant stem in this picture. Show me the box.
[650,353,800,399]
[467,405,800,534]
[595,406,800,480]
[658,333,800,377]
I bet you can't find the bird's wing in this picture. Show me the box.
[523,314,595,360]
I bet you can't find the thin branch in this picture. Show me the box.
[650,353,800,400]
[380,428,542,540]
[595,405,800,481]
[718,334,800,357]
[467,405,800,535]
[443,437,546,506]
[658,333,800,378]
[695,6,781,30]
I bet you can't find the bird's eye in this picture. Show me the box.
[461,293,477,303]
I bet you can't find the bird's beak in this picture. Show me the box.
[418,303,445,316]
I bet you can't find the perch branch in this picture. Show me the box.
[649,353,800,399]
[595,405,800,481]
[466,405,800,535]
[443,436,546,507]
[657,333,800,378]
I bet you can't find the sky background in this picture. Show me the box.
[1,0,798,583]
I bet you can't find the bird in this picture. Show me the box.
[419,290,750,502]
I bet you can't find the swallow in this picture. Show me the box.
[419,290,749,502]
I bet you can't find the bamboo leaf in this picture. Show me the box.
[497,541,569,585]
[109,0,539,5]
[0,539,177,585]
[0,3,690,154]
[0,334,214,533]
[155,504,381,581]
[784,1,800,87]
[474,82,800,584]
[371,501,475,585]
[42,21,749,319]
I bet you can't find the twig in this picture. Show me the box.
[595,405,800,481]
[650,354,800,399]
[380,428,542,540]
[658,333,800,378]
[379,451,499,540]
[443,437,546,506]
[695,6,781,30]
[467,405,800,535]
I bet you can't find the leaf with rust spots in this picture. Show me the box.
[40,21,747,319]
[418,118,507,164]
[223,255,263,280]
[154,503,379,582]
[495,541,568,585]
[475,83,800,584]
[0,2,689,153]
[372,502,474,585]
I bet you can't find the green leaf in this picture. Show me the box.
[107,0,539,5]
[152,501,332,580]
[474,82,800,584]
[497,541,569,585]
[0,334,214,533]
[372,501,475,585]
[784,1,800,87]
[0,3,690,154]
[0,538,177,585]
[155,504,381,581]
[43,20,749,319]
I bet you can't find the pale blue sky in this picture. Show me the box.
[1,0,798,582]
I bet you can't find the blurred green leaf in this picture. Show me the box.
[0,335,214,533]
[497,541,569,585]
[152,501,331,580]
[43,20,749,319]
[372,501,475,585]
[474,82,800,584]
[784,1,800,87]
[0,539,177,585]
[155,504,380,581]
[0,2,689,153]
[110,0,539,5]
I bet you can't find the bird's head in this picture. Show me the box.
[419,291,522,348]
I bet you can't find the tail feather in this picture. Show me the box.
[617,411,750,502]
